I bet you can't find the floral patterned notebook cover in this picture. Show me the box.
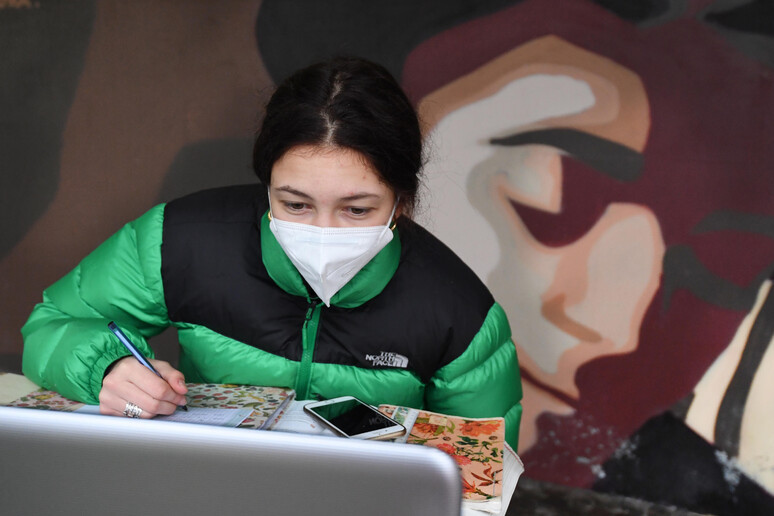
[183,384,295,429]
[7,383,295,430]
[379,404,505,502]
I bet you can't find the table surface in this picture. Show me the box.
[0,373,39,404]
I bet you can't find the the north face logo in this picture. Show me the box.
[365,351,409,368]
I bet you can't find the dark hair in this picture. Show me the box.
[252,56,423,215]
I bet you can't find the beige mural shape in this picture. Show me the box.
[418,35,662,451]
[688,279,774,493]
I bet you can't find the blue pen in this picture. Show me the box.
[108,321,188,411]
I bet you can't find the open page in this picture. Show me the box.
[269,400,337,436]
[462,443,524,516]
[6,383,295,430]
[74,404,253,427]
[380,404,523,515]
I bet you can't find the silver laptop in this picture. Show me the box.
[0,406,461,516]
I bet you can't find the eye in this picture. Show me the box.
[282,201,308,212]
[346,207,372,217]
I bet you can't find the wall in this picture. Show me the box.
[2,1,773,513]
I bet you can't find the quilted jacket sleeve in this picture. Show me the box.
[424,302,523,449]
[21,205,170,404]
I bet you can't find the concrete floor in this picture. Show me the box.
[507,477,710,516]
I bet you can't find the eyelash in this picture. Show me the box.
[281,202,373,217]
[346,207,372,217]
[283,202,308,212]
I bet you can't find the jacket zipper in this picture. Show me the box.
[296,299,321,400]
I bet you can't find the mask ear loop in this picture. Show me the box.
[389,196,400,231]
[266,187,274,221]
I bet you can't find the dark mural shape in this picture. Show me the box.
[706,0,774,36]
[0,0,95,260]
[155,139,256,204]
[662,212,774,313]
[595,412,774,513]
[590,0,673,22]
[703,0,774,67]
[256,0,520,83]
[490,128,645,183]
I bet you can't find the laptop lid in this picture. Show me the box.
[0,406,461,516]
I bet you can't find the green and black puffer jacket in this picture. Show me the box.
[22,185,523,448]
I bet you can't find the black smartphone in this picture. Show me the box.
[303,396,407,440]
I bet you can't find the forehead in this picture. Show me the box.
[271,145,389,194]
[274,145,371,173]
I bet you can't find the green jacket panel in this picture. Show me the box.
[426,303,523,448]
[21,205,169,403]
[176,322,426,409]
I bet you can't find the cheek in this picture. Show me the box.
[547,203,664,350]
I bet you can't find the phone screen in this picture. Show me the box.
[307,399,397,437]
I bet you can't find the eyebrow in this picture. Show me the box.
[274,186,313,200]
[274,185,382,202]
[490,128,644,183]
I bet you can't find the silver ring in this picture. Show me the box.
[123,402,143,418]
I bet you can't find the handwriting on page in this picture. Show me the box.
[156,407,253,427]
[75,405,252,427]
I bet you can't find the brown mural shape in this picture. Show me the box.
[1,1,271,357]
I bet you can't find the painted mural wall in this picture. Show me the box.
[2,1,773,513]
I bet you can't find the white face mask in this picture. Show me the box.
[268,193,398,306]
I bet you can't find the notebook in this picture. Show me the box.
[6,383,296,430]
[0,406,461,516]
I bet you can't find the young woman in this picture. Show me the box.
[21,57,523,448]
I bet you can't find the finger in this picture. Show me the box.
[104,367,180,416]
[151,359,188,396]
[125,360,183,405]
[145,363,187,408]
[152,360,187,398]
[123,378,181,416]
[102,358,185,411]
[98,389,162,419]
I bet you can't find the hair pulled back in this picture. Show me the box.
[253,56,423,215]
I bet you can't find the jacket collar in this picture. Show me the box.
[259,211,401,308]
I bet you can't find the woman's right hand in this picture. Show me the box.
[99,356,188,418]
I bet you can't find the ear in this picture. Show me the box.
[394,196,406,221]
